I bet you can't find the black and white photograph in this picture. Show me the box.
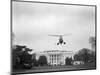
[11,0,96,74]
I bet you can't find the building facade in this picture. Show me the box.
[36,50,73,66]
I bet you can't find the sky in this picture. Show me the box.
[12,1,95,53]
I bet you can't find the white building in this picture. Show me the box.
[35,50,74,66]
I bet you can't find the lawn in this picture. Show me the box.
[12,62,96,74]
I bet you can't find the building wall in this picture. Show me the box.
[35,50,74,66]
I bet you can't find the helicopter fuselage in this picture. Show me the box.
[48,34,71,45]
[57,36,66,45]
[59,36,63,43]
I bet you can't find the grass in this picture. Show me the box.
[12,62,96,74]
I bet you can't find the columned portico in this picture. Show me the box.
[36,50,73,66]
[49,54,62,66]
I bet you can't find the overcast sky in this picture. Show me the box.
[12,1,95,52]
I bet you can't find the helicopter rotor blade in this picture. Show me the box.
[48,33,72,37]
[48,35,60,37]
[62,33,72,36]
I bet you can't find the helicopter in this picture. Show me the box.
[48,33,71,45]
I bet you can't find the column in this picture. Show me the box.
[50,55,51,65]
[51,55,52,65]
[55,54,56,65]
[56,54,57,65]
[52,55,54,65]
[57,55,58,65]
[58,55,59,65]
[55,54,56,63]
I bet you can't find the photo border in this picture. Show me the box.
[11,0,97,74]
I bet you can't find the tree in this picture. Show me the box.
[32,58,39,66]
[20,48,32,64]
[38,55,47,66]
[65,57,72,65]
[74,48,95,63]
[12,45,26,69]
[89,36,96,52]
[12,45,32,69]
[31,53,38,66]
